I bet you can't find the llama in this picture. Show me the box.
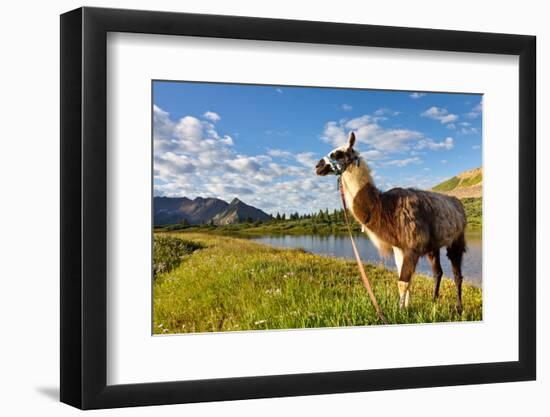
[315,132,467,313]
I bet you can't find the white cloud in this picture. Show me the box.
[461,126,479,135]
[384,157,423,167]
[410,92,426,99]
[466,99,482,118]
[457,121,479,135]
[374,108,400,117]
[416,137,454,151]
[154,105,234,182]
[341,103,353,111]
[154,102,465,216]
[446,123,456,130]
[396,174,446,190]
[275,88,283,94]
[203,111,221,122]
[322,113,453,156]
[267,149,293,159]
[295,152,318,167]
[421,106,458,124]
[225,156,263,173]
[267,149,318,168]
[321,121,348,147]
[361,150,386,160]
[175,116,206,141]
[472,144,481,150]
[322,115,424,153]
[441,159,448,164]
[153,105,335,215]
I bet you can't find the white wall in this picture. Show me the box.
[0,0,545,415]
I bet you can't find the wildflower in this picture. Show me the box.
[254,319,267,325]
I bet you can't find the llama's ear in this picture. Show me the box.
[348,132,356,149]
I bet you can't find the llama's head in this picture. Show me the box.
[315,132,360,176]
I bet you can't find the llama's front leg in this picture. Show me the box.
[396,250,419,309]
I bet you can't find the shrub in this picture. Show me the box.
[153,235,203,278]
[462,197,482,230]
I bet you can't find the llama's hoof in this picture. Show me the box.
[456,304,463,315]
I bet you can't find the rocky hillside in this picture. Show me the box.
[154,196,229,225]
[154,196,271,225]
[211,198,272,225]
[432,167,482,199]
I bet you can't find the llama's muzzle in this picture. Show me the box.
[315,157,334,176]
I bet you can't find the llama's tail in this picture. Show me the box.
[451,231,467,255]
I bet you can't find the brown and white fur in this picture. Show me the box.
[316,132,467,313]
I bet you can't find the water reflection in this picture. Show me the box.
[250,233,482,286]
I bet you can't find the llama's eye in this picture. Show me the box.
[333,151,344,159]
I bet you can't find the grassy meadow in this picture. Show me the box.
[153,233,482,334]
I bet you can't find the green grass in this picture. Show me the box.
[153,233,482,334]
[432,170,482,192]
[461,173,482,187]
[432,176,460,192]
[160,218,361,237]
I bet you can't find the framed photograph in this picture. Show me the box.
[60,6,536,409]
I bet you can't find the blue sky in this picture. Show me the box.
[153,81,482,216]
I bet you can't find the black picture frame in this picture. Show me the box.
[60,6,536,410]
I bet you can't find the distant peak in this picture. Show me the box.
[154,196,190,201]
[230,198,243,205]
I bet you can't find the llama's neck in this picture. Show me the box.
[341,159,375,203]
[341,159,380,225]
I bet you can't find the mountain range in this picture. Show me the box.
[432,167,482,199]
[154,196,272,226]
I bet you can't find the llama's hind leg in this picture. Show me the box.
[397,250,419,309]
[446,233,466,315]
[427,250,443,302]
